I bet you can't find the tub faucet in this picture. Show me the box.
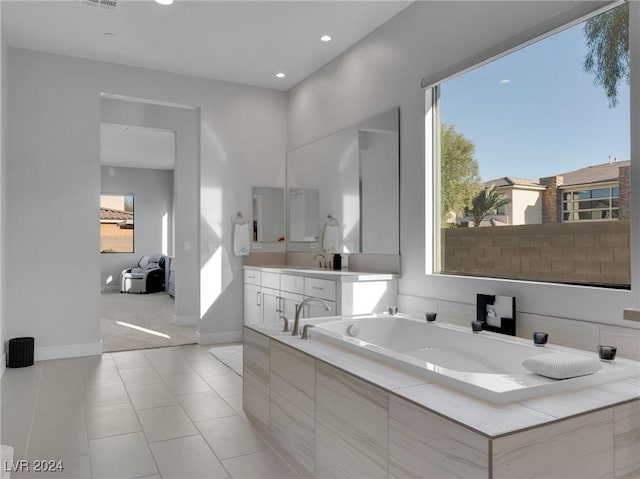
[292,297,331,337]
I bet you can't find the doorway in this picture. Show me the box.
[99,95,199,352]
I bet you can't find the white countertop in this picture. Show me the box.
[243,264,398,281]
[245,323,640,438]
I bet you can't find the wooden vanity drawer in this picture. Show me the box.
[280,274,304,294]
[261,271,280,290]
[304,277,336,301]
[244,269,261,286]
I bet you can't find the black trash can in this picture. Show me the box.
[7,337,34,368]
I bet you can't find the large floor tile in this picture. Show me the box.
[176,344,215,361]
[188,358,234,377]
[197,415,267,460]
[80,365,122,385]
[223,394,249,422]
[203,373,243,398]
[137,404,199,443]
[143,347,183,363]
[177,391,237,422]
[112,350,152,370]
[162,372,211,395]
[222,450,298,479]
[89,432,158,479]
[126,382,178,410]
[28,405,89,459]
[83,380,129,408]
[86,402,142,439]
[119,366,163,388]
[150,358,194,376]
[150,435,229,479]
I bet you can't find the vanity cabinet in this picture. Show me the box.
[243,270,261,325]
[243,266,397,326]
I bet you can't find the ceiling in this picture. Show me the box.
[2,0,412,91]
[101,123,175,169]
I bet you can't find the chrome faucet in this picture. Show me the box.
[314,253,327,268]
[292,297,331,337]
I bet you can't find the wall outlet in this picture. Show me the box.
[311,242,319,249]
[252,242,263,250]
[183,241,191,251]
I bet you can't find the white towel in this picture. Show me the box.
[323,223,340,252]
[234,222,250,256]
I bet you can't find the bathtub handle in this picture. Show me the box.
[301,324,315,340]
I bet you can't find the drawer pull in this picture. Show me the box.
[256,291,261,306]
[312,286,324,290]
[247,275,255,279]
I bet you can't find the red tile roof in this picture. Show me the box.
[100,207,133,221]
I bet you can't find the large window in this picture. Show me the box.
[429,3,630,288]
[563,186,620,221]
[100,194,134,253]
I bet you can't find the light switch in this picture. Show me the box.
[183,241,191,251]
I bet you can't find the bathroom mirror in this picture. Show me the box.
[289,188,320,242]
[252,186,285,243]
[287,107,399,254]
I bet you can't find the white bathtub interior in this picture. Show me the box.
[309,314,640,404]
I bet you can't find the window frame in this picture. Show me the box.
[424,1,636,295]
[100,193,135,254]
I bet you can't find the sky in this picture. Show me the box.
[440,13,630,182]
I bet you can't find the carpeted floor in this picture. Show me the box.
[101,290,196,352]
[209,344,243,376]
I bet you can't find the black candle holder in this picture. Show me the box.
[426,312,437,322]
[533,332,548,346]
[597,345,617,361]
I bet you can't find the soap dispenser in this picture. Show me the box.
[332,253,342,270]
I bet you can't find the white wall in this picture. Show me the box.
[288,1,639,334]
[511,188,542,225]
[0,1,7,375]
[6,47,287,358]
[100,166,174,292]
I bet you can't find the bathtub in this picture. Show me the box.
[311,314,640,404]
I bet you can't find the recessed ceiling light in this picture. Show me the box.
[154,0,173,5]
[320,35,332,42]
[103,32,116,37]
[275,72,286,78]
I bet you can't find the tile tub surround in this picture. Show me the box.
[243,325,640,478]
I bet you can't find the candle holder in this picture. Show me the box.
[597,345,617,361]
[533,332,548,346]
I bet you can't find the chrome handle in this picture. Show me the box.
[256,291,261,306]
[247,274,255,279]
[301,324,315,340]
[312,286,324,290]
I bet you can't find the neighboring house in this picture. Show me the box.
[100,207,134,253]
[458,177,545,226]
[458,160,630,226]
[540,160,630,223]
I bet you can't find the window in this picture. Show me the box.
[428,3,630,288]
[100,194,134,253]
[562,186,619,221]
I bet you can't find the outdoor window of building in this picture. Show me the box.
[563,185,620,221]
[428,3,630,288]
[100,194,134,253]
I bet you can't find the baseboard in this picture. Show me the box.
[34,342,102,361]
[173,314,198,326]
[196,330,243,345]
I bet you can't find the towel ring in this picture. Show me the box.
[232,211,247,225]
[327,214,339,227]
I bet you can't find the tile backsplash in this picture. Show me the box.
[398,293,640,360]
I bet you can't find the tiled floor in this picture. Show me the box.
[1,345,298,479]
